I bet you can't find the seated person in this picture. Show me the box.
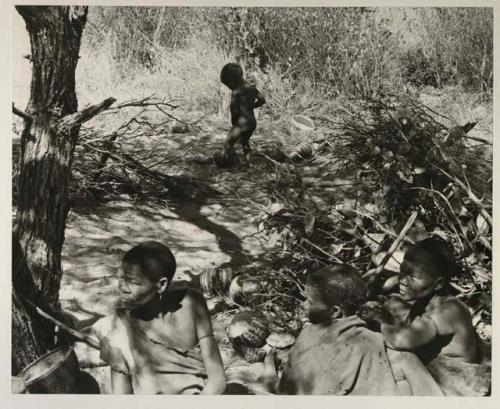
[359,238,491,396]
[92,241,226,394]
[259,264,441,395]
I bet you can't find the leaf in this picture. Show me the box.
[269,202,285,215]
[330,243,344,255]
[363,203,378,215]
[304,215,315,235]
[476,213,489,235]
[267,230,281,248]
[382,275,399,291]
[382,150,394,160]
[397,170,413,183]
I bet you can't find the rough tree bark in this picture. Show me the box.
[12,6,115,374]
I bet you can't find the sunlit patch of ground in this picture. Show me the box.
[60,198,262,318]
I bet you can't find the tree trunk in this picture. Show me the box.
[12,6,115,374]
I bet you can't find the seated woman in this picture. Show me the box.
[92,241,226,394]
[359,238,491,396]
[256,264,442,395]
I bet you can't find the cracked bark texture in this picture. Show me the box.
[12,6,114,374]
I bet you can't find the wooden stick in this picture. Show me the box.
[59,97,116,130]
[363,211,418,278]
[22,297,100,350]
[12,103,33,123]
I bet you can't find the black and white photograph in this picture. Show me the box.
[7,1,495,398]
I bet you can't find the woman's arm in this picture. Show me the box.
[193,292,226,394]
[380,316,438,350]
[111,369,133,394]
[198,335,226,394]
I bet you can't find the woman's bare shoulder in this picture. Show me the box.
[167,287,205,309]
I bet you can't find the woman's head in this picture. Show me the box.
[399,238,457,301]
[305,264,367,324]
[220,63,244,90]
[118,241,176,308]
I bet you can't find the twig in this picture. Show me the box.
[363,211,418,278]
[22,297,100,350]
[463,135,492,145]
[434,164,492,228]
[409,186,478,254]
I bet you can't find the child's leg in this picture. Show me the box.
[240,132,252,158]
[224,126,244,154]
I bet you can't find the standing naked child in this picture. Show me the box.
[93,241,226,394]
[359,238,491,396]
[220,63,266,162]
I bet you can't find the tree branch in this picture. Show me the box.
[12,104,33,125]
[434,165,493,228]
[22,296,99,350]
[59,97,116,130]
[363,211,418,278]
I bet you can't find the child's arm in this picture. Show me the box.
[111,369,133,394]
[254,89,266,108]
[192,291,226,394]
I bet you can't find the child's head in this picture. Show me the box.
[305,264,367,324]
[118,241,176,308]
[399,238,457,301]
[220,63,244,90]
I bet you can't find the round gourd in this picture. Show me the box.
[200,267,233,296]
[239,345,267,363]
[290,142,313,161]
[291,115,315,132]
[227,311,270,362]
[228,274,268,305]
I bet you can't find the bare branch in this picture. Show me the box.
[22,296,99,350]
[434,165,493,228]
[363,211,418,278]
[12,104,33,124]
[463,135,492,145]
[60,97,116,129]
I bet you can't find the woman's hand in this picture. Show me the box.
[358,301,386,323]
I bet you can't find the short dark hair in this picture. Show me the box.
[122,241,176,283]
[306,264,367,315]
[220,63,243,89]
[404,238,458,281]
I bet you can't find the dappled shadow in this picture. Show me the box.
[57,121,272,320]
[169,200,247,269]
[61,195,262,317]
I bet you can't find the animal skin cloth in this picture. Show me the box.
[426,354,491,396]
[93,310,207,394]
[278,316,443,396]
